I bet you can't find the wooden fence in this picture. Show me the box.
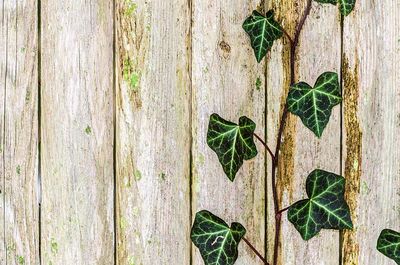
[0,0,399,264]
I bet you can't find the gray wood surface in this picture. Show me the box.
[1,0,39,264]
[115,0,192,264]
[40,1,114,264]
[191,1,267,264]
[342,0,400,263]
[2,0,400,264]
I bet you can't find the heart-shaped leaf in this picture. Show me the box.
[207,114,257,181]
[288,169,353,240]
[287,72,341,138]
[191,210,246,265]
[243,10,283,63]
[377,229,400,264]
[315,0,356,16]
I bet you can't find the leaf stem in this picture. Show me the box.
[281,28,293,44]
[271,1,313,265]
[276,206,290,217]
[254,133,275,161]
[243,237,270,265]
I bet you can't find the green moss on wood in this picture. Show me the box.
[85,126,92,135]
[17,256,25,265]
[50,238,58,255]
[123,58,141,91]
[159,172,166,181]
[134,169,142,181]
[125,0,137,16]
[255,77,262,90]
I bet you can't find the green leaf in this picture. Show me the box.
[377,229,400,264]
[288,169,353,240]
[243,10,283,63]
[207,114,257,181]
[191,210,246,265]
[315,0,337,4]
[339,0,356,16]
[287,72,341,138]
[314,0,356,16]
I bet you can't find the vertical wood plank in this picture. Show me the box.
[0,1,4,258]
[40,1,114,264]
[341,1,400,264]
[115,0,192,264]
[266,2,341,264]
[0,1,6,263]
[1,0,39,264]
[191,1,266,264]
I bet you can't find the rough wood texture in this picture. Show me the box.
[1,1,400,264]
[342,1,400,264]
[115,0,192,264]
[1,0,39,264]
[40,1,114,264]
[266,1,341,264]
[0,5,4,260]
[191,1,266,264]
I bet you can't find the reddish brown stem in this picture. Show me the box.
[282,28,293,44]
[271,1,313,265]
[243,237,270,265]
[254,133,275,161]
[276,206,290,217]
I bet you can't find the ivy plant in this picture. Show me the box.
[191,1,356,264]
[288,169,353,240]
[191,210,246,265]
[242,10,283,63]
[207,114,258,181]
[287,72,341,137]
[315,0,356,16]
[377,229,400,264]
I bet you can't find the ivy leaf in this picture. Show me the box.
[191,210,246,265]
[288,169,353,240]
[243,10,283,63]
[287,72,341,138]
[314,0,356,16]
[315,0,337,3]
[339,0,356,16]
[377,229,400,264]
[207,114,257,181]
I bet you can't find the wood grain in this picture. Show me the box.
[191,1,266,264]
[341,1,400,264]
[40,1,114,264]
[266,1,341,264]
[0,1,399,264]
[115,0,192,264]
[1,0,39,264]
[0,5,4,260]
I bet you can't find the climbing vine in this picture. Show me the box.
[185,1,400,265]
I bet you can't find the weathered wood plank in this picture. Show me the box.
[0,2,6,263]
[341,1,400,264]
[40,1,114,264]
[0,5,4,260]
[115,0,192,264]
[1,0,39,264]
[266,1,341,264]
[191,1,266,264]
